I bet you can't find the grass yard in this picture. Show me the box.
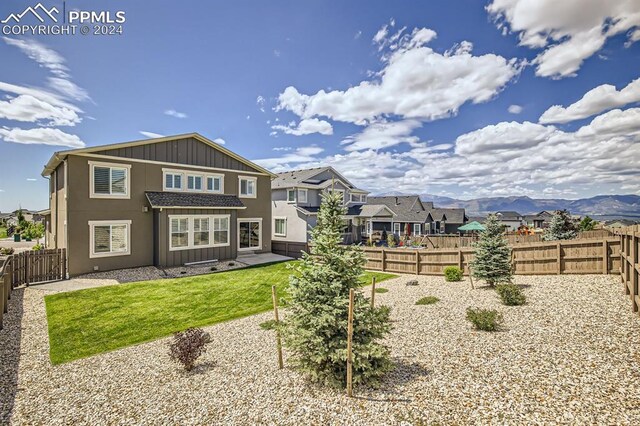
[0,226,7,239]
[45,261,397,364]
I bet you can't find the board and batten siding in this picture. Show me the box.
[95,137,256,172]
[156,209,238,268]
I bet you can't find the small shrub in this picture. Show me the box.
[32,243,43,251]
[374,287,389,294]
[259,319,278,330]
[444,266,463,282]
[466,308,503,332]
[387,233,396,248]
[0,247,15,255]
[168,328,210,371]
[228,262,235,266]
[415,296,439,305]
[210,266,218,271]
[496,284,526,306]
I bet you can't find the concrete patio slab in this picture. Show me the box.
[236,252,293,266]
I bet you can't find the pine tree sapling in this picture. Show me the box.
[283,190,393,389]
[578,216,596,232]
[469,214,513,286]
[544,210,578,241]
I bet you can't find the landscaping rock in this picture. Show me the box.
[405,279,418,286]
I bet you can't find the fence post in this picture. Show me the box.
[602,239,608,275]
[622,232,628,293]
[415,251,420,275]
[3,269,9,314]
[632,230,638,313]
[346,288,355,398]
[271,285,284,369]
[0,273,5,329]
[556,241,562,275]
[458,249,463,272]
[370,276,376,309]
[24,250,30,287]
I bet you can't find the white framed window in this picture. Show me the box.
[350,193,366,203]
[440,221,445,233]
[89,161,130,199]
[298,189,308,203]
[393,223,401,234]
[169,214,230,251]
[274,217,287,237]
[206,174,223,193]
[239,176,257,198]
[164,171,183,190]
[187,174,203,191]
[414,224,421,235]
[89,220,131,258]
[287,189,296,203]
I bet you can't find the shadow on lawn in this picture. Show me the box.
[0,287,25,424]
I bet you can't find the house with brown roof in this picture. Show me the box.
[42,133,276,276]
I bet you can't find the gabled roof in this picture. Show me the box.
[495,211,523,220]
[42,133,277,178]
[367,195,427,222]
[145,191,245,209]
[359,204,395,218]
[271,166,367,193]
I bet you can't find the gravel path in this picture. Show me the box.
[2,274,640,424]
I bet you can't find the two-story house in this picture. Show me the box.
[271,167,380,244]
[41,133,275,276]
[494,211,525,231]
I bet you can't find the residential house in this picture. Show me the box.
[271,167,379,244]
[494,211,524,231]
[524,210,554,229]
[41,133,276,276]
[366,196,468,237]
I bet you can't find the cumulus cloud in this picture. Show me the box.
[508,104,523,114]
[139,131,165,139]
[0,94,81,126]
[276,26,520,125]
[272,118,333,136]
[0,127,85,148]
[487,0,640,78]
[254,145,325,170]
[341,120,421,151]
[164,109,188,119]
[213,138,226,145]
[540,78,640,123]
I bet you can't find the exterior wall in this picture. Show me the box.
[56,139,272,276]
[272,201,310,243]
[156,208,237,267]
[49,162,67,250]
[500,219,523,231]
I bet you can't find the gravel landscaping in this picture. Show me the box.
[2,274,640,424]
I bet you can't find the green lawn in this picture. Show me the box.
[0,227,7,239]
[45,261,397,364]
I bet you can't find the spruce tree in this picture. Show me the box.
[469,214,513,286]
[283,190,392,388]
[544,210,577,240]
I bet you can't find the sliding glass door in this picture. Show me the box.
[238,219,261,250]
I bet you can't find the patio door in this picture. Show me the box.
[238,219,261,251]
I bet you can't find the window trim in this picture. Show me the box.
[163,171,184,191]
[287,188,296,203]
[393,222,401,235]
[273,217,287,237]
[237,218,262,251]
[298,189,308,203]
[414,223,421,235]
[186,173,204,192]
[168,214,231,251]
[88,220,131,258]
[89,161,131,199]
[206,174,224,193]
[239,176,257,199]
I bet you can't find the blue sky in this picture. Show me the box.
[1,0,639,212]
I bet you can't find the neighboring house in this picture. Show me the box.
[366,196,467,237]
[271,167,374,244]
[41,133,276,276]
[606,219,638,228]
[494,211,524,231]
[524,210,554,229]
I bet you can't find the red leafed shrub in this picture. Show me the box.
[168,328,210,371]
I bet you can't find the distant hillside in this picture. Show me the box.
[414,194,640,218]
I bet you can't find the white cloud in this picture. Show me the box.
[0,94,81,126]
[164,109,187,119]
[354,30,362,40]
[272,118,333,136]
[455,121,560,156]
[213,138,226,145]
[487,0,640,78]
[540,78,640,123]
[26,178,37,181]
[47,77,91,102]
[3,37,69,77]
[277,27,520,125]
[0,82,80,112]
[254,145,325,170]
[508,104,523,114]
[256,95,265,112]
[272,146,292,151]
[341,119,421,151]
[0,127,85,148]
[139,131,164,139]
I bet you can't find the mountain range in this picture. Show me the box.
[414,194,640,219]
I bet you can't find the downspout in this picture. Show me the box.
[63,157,69,278]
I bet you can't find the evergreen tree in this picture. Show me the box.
[544,210,577,240]
[283,190,392,388]
[469,214,512,286]
[578,216,596,232]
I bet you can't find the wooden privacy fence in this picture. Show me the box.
[362,237,620,276]
[616,225,639,316]
[0,248,66,330]
[271,241,309,259]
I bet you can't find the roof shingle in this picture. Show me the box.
[145,192,245,209]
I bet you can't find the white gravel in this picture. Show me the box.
[2,274,640,425]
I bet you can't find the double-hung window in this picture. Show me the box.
[239,176,257,198]
[89,220,131,258]
[90,161,130,198]
[414,224,421,235]
[206,175,223,193]
[287,189,296,203]
[298,189,308,203]
[274,218,287,237]
[169,215,230,250]
[164,172,183,190]
[187,174,203,191]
